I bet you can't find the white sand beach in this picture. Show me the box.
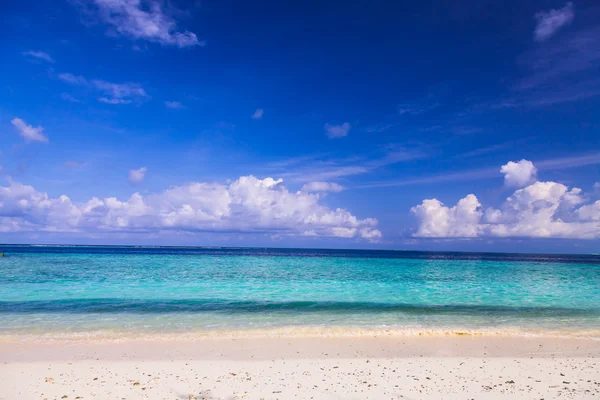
[1,335,599,399]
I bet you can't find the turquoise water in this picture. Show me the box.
[1,246,600,337]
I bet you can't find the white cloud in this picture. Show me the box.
[272,146,428,184]
[99,97,132,104]
[165,101,183,109]
[411,194,483,238]
[325,122,350,138]
[301,182,344,193]
[58,73,88,85]
[500,159,537,187]
[0,176,381,241]
[593,182,600,193]
[359,227,383,241]
[412,161,600,239]
[83,0,202,48]
[61,93,81,103]
[0,181,81,233]
[128,167,147,185]
[576,201,600,222]
[93,79,148,104]
[10,118,49,143]
[285,165,368,183]
[482,182,594,238]
[59,73,148,104]
[251,109,264,119]
[534,2,574,42]
[22,51,54,63]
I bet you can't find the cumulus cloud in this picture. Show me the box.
[534,2,574,42]
[128,167,147,185]
[412,161,600,239]
[301,182,344,193]
[81,0,202,48]
[325,122,350,138]
[577,201,600,221]
[10,118,49,143]
[251,109,264,119]
[22,51,54,63]
[0,176,381,241]
[359,227,383,241]
[500,159,537,187]
[411,194,483,238]
[165,101,183,109]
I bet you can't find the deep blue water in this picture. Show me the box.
[1,245,599,336]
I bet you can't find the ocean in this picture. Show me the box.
[1,245,599,338]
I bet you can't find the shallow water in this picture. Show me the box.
[1,246,599,337]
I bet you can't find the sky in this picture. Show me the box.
[1,0,599,253]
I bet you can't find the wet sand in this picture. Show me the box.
[1,335,599,399]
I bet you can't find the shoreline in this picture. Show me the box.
[2,324,600,344]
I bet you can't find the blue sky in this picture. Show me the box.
[1,0,599,252]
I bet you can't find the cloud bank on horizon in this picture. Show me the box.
[0,176,381,242]
[412,159,600,239]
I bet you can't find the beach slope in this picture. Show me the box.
[1,336,599,399]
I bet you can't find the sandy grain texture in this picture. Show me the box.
[1,336,599,399]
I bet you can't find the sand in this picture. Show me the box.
[1,335,599,399]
